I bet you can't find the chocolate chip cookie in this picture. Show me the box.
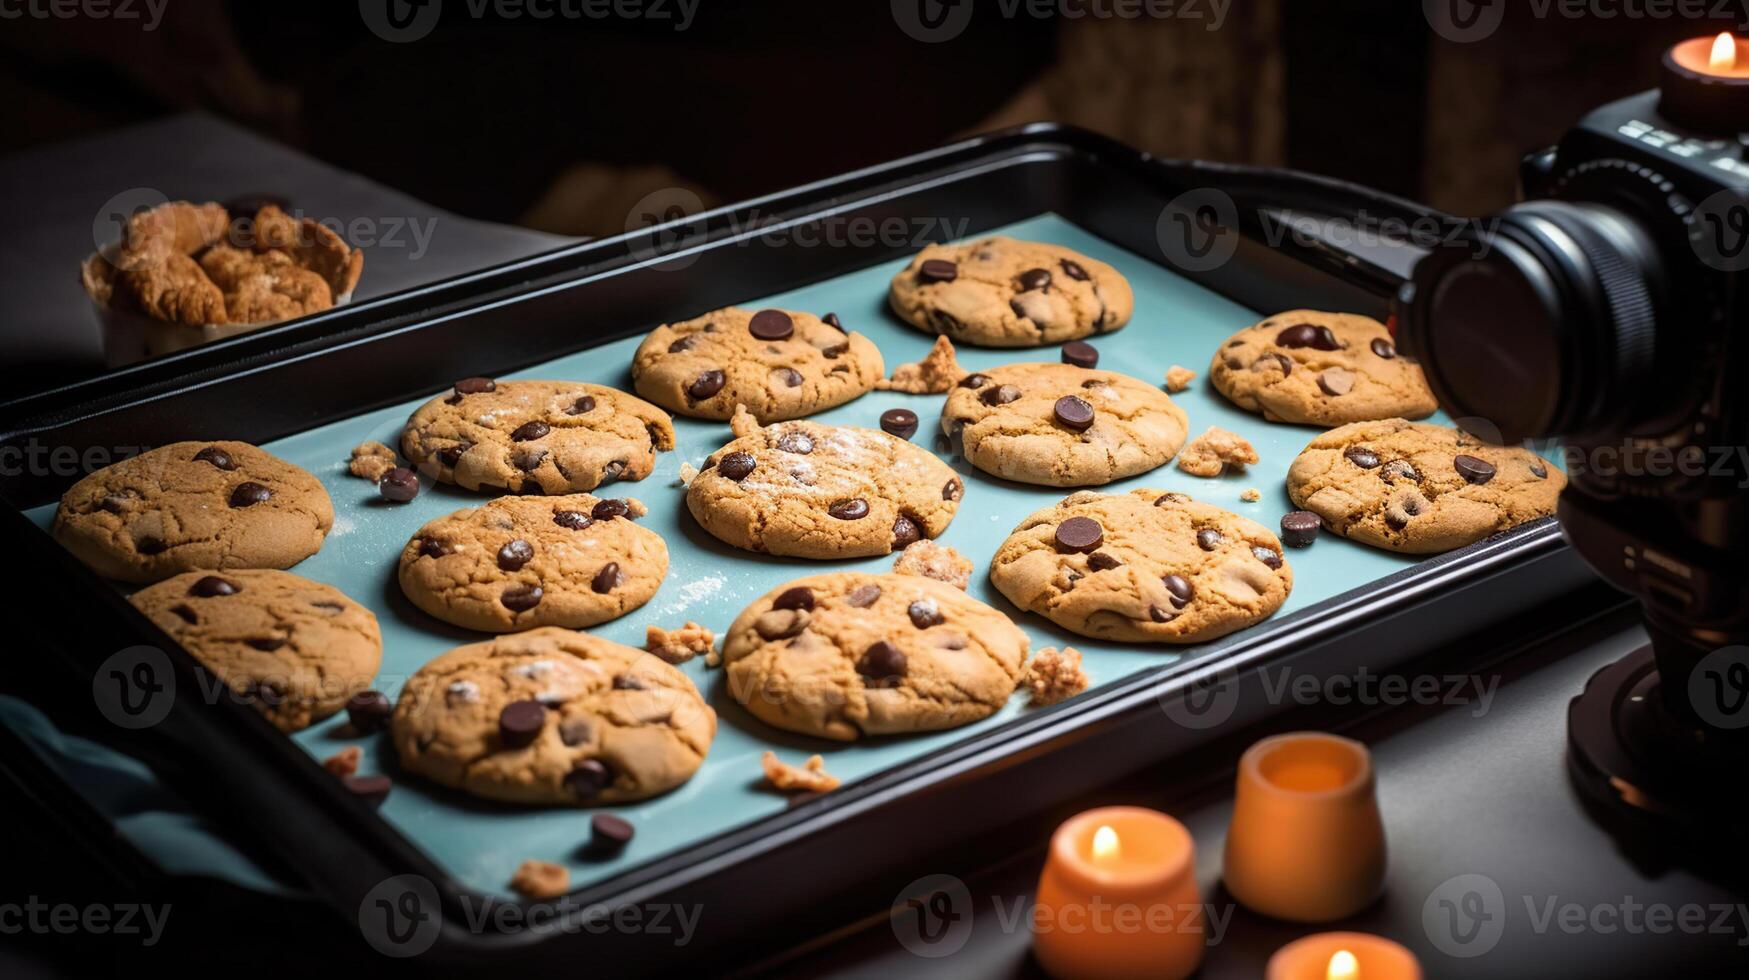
[391,627,714,805]
[941,363,1189,486]
[989,490,1293,644]
[52,441,333,583]
[687,420,963,558]
[130,569,381,732]
[630,307,883,422]
[399,494,667,632]
[722,573,1028,741]
[401,379,674,495]
[888,237,1133,347]
[1286,419,1565,554]
[1209,310,1438,426]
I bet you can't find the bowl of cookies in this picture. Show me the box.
[79,199,364,362]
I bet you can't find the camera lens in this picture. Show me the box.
[1398,201,1662,444]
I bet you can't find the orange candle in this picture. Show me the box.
[1223,732,1386,922]
[1266,932,1421,980]
[1032,806,1204,980]
[1671,32,1749,78]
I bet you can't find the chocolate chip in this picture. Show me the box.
[1317,367,1356,396]
[1344,446,1381,469]
[612,674,645,691]
[1059,259,1090,281]
[553,510,592,531]
[908,599,944,629]
[565,759,612,797]
[942,478,963,501]
[499,700,546,748]
[775,367,803,388]
[589,813,636,854]
[601,460,627,482]
[1061,341,1098,369]
[829,498,870,520]
[1155,492,1189,506]
[1055,516,1103,553]
[688,370,726,400]
[773,586,815,611]
[1162,574,1195,608]
[846,584,882,607]
[958,373,991,389]
[1087,551,1122,571]
[858,641,908,686]
[378,467,419,503]
[347,691,393,733]
[170,604,197,624]
[498,539,535,571]
[748,309,795,340]
[1276,324,1341,350]
[1371,338,1397,358]
[135,536,165,555]
[100,491,137,513]
[592,563,623,594]
[1017,267,1052,291]
[453,377,496,397]
[437,445,465,467]
[418,538,451,559]
[559,717,593,746]
[917,259,958,283]
[1254,352,1293,376]
[892,514,921,548]
[1382,459,1420,482]
[344,775,392,808]
[188,575,239,597]
[1454,454,1497,485]
[568,395,597,414]
[775,431,814,454]
[1149,606,1174,623]
[229,482,271,508]
[501,585,543,612]
[515,449,548,472]
[1252,545,1283,569]
[1196,529,1223,551]
[1053,396,1095,431]
[591,498,630,521]
[1529,460,1549,479]
[822,342,849,359]
[880,409,919,440]
[718,452,756,481]
[980,384,1020,406]
[192,446,236,470]
[823,312,844,332]
[668,336,696,353]
[244,634,285,652]
[511,420,550,442]
[1281,511,1322,548]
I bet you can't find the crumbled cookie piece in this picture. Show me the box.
[646,621,715,665]
[348,441,399,481]
[704,648,722,668]
[1165,365,1197,393]
[624,497,649,519]
[892,539,974,590]
[509,859,570,900]
[729,403,762,438]
[1024,646,1089,706]
[677,462,699,487]
[1240,488,1262,502]
[324,745,362,777]
[1176,426,1260,478]
[761,751,841,793]
[878,335,963,393]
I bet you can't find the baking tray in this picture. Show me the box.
[0,125,1598,971]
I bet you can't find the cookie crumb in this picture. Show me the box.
[1024,646,1089,706]
[323,745,362,777]
[761,751,841,793]
[623,497,649,519]
[892,539,974,590]
[347,441,398,481]
[729,403,762,438]
[1165,365,1197,393]
[877,335,963,394]
[1177,426,1260,477]
[677,462,699,486]
[1240,488,1262,502]
[703,648,722,668]
[509,859,570,900]
[645,621,715,665]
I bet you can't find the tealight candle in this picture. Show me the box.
[1266,931,1421,980]
[1661,33,1749,130]
[1222,732,1386,922]
[1032,806,1204,980]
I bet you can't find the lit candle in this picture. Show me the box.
[1266,932,1421,980]
[1032,806,1204,980]
[1661,33,1749,130]
[1222,732,1386,922]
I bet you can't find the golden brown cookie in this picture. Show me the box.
[1209,311,1438,426]
[888,236,1133,347]
[52,441,333,583]
[130,569,380,732]
[390,627,715,805]
[1286,419,1565,554]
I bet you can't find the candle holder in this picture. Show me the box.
[1266,931,1421,980]
[1033,806,1204,980]
[1660,33,1749,131]
[1222,732,1386,923]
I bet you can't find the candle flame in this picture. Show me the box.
[1091,825,1120,862]
[1327,949,1360,980]
[1711,32,1738,73]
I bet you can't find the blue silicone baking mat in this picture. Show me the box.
[29,213,1450,898]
